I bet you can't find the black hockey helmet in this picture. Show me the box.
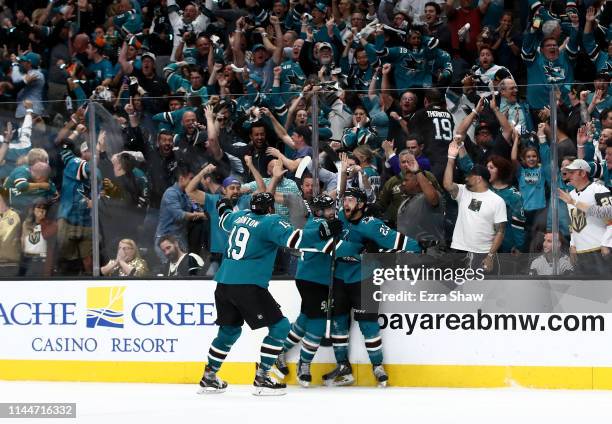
[250,192,275,215]
[343,187,367,205]
[312,194,335,211]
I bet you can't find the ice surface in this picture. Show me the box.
[0,380,609,424]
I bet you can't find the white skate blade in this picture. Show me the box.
[297,378,311,388]
[377,381,389,388]
[252,386,287,396]
[324,374,355,387]
[197,386,226,394]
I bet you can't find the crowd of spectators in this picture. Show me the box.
[0,0,611,278]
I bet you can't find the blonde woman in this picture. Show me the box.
[352,144,381,194]
[101,239,149,277]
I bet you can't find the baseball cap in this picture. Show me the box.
[80,141,89,153]
[562,159,590,172]
[251,43,266,53]
[142,51,157,62]
[222,176,241,188]
[318,42,333,51]
[18,52,41,67]
[467,164,491,182]
[494,68,512,82]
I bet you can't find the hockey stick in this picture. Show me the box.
[325,236,337,339]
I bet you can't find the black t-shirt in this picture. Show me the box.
[135,68,170,105]
[410,105,455,180]
[165,253,205,277]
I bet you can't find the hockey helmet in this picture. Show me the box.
[343,187,367,205]
[312,194,335,211]
[250,192,275,215]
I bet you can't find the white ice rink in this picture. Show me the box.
[0,381,610,424]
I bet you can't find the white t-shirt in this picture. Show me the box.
[568,182,612,251]
[451,184,507,253]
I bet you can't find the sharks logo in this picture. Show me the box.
[543,64,565,83]
[284,69,305,89]
[402,54,425,73]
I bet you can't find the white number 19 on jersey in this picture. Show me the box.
[227,227,251,260]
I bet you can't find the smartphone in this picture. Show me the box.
[532,16,542,30]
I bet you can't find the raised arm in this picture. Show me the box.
[266,160,288,194]
[186,163,216,205]
[510,126,520,163]
[406,153,439,207]
[489,95,513,142]
[455,97,484,137]
[203,104,223,161]
[245,155,266,193]
[0,121,13,165]
[231,18,246,67]
[266,146,300,172]
[368,66,380,100]
[443,142,460,198]
[270,15,284,65]
[118,41,134,75]
[261,106,296,149]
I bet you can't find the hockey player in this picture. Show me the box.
[199,192,343,395]
[274,194,362,387]
[324,187,421,387]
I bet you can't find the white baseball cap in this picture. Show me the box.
[562,159,590,172]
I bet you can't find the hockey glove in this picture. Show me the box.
[318,218,343,240]
[216,198,233,217]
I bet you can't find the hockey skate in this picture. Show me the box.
[296,360,312,388]
[322,361,355,387]
[373,364,389,388]
[253,366,287,396]
[197,366,227,394]
[272,351,289,380]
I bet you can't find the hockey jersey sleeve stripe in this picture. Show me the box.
[590,162,604,179]
[394,233,406,250]
[286,229,303,249]
[511,216,526,229]
[77,160,88,180]
[323,238,343,254]
[219,211,231,232]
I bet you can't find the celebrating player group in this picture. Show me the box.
[199,188,420,396]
